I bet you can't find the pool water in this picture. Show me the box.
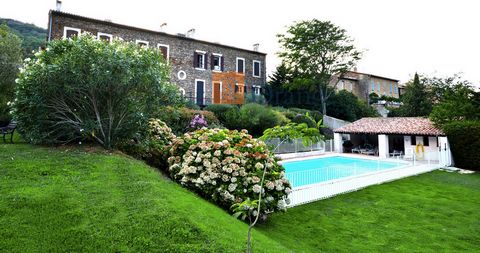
[283,156,404,187]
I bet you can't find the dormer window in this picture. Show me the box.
[212,53,223,71]
[97,32,112,43]
[136,40,149,47]
[63,27,81,39]
[194,50,206,70]
[253,60,261,77]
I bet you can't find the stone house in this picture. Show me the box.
[46,10,266,106]
[333,70,400,101]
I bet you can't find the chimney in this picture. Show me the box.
[253,43,259,52]
[56,0,62,11]
[160,23,167,32]
[186,28,195,38]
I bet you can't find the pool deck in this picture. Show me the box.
[284,152,442,207]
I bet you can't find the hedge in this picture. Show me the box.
[442,120,480,170]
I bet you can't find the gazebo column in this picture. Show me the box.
[334,133,343,153]
[378,134,389,158]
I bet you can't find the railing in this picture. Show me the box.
[265,138,325,154]
[285,151,442,207]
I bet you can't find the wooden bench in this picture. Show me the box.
[0,121,17,143]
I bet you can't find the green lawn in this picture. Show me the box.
[0,142,288,252]
[1,140,479,252]
[256,170,480,252]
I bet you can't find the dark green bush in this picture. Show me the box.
[204,104,238,124]
[442,120,480,170]
[292,114,316,128]
[155,106,220,135]
[224,103,285,137]
[13,35,182,148]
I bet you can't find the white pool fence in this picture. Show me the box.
[265,138,333,154]
[285,150,442,207]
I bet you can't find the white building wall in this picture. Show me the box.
[378,134,389,158]
[403,135,439,161]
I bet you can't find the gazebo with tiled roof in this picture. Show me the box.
[332,117,449,159]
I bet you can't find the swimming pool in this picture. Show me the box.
[283,156,406,187]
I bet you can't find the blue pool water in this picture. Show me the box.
[283,156,404,187]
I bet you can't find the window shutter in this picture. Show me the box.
[211,54,215,70]
[193,52,198,68]
[221,56,224,71]
[204,53,208,69]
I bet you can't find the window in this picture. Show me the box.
[63,27,81,39]
[423,136,429,146]
[252,85,261,95]
[97,32,112,43]
[195,79,206,105]
[377,81,381,92]
[194,50,206,69]
[390,83,393,93]
[157,44,169,60]
[211,53,223,71]
[371,81,375,91]
[253,60,261,77]
[235,83,244,93]
[394,84,398,94]
[410,135,416,145]
[136,40,149,47]
[236,57,245,74]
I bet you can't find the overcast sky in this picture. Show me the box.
[2,0,479,87]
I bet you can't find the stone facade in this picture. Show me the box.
[333,71,400,101]
[47,10,266,105]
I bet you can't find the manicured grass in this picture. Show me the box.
[256,170,480,252]
[0,142,288,252]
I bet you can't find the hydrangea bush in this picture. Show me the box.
[167,128,291,218]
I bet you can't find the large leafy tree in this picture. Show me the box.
[0,23,23,125]
[429,76,480,127]
[398,73,432,116]
[277,19,361,114]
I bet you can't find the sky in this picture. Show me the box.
[1,0,479,87]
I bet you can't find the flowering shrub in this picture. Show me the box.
[155,106,220,134]
[167,128,291,218]
[119,119,175,167]
[189,114,208,130]
[13,35,182,148]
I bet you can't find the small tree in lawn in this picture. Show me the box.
[399,73,432,116]
[277,19,361,115]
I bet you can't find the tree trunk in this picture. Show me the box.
[319,85,327,115]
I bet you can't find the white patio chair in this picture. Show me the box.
[403,148,414,160]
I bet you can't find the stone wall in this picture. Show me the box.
[48,11,267,105]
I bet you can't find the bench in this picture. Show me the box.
[0,121,17,143]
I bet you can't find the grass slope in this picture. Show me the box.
[0,143,288,252]
[257,170,480,252]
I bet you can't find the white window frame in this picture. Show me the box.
[157,44,170,60]
[194,79,206,105]
[212,81,223,103]
[252,60,261,77]
[195,50,206,70]
[63,26,81,39]
[235,83,245,93]
[97,32,113,43]
[212,53,223,72]
[252,85,261,95]
[136,40,149,47]
[236,57,245,74]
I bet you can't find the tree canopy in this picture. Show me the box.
[277,19,361,114]
[0,23,23,125]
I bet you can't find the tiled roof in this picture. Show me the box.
[334,117,445,136]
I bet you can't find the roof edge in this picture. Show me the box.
[49,10,267,56]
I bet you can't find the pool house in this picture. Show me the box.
[333,117,452,166]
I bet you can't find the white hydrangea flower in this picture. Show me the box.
[228,183,237,192]
[252,184,262,193]
[255,163,264,170]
